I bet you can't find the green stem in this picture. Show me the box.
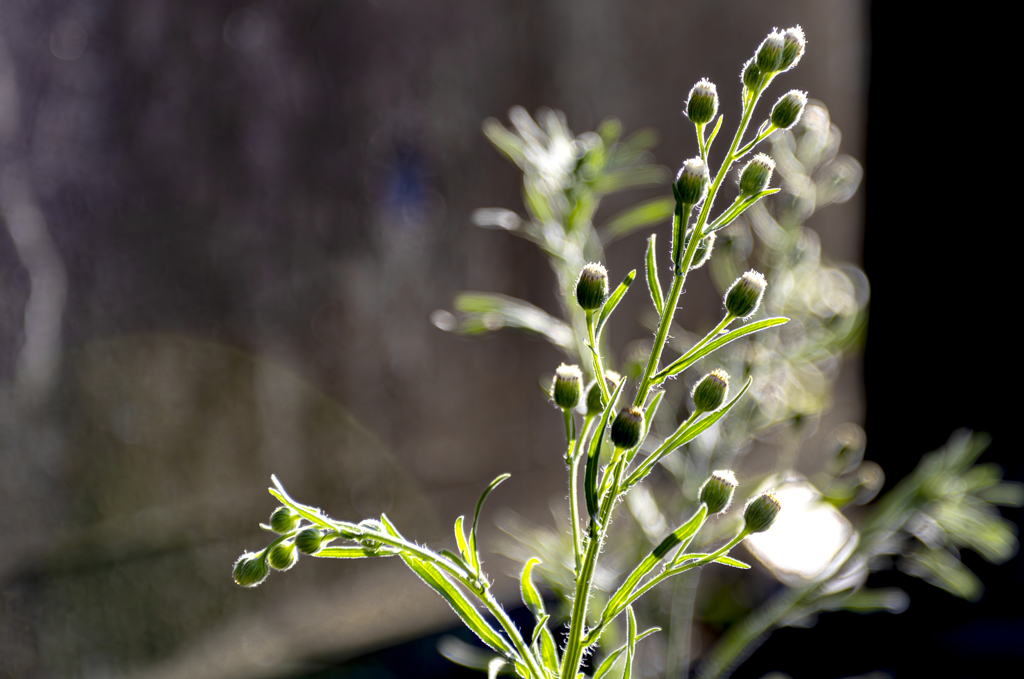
[568,415,595,573]
[653,313,735,386]
[623,409,702,489]
[482,589,548,679]
[587,310,610,403]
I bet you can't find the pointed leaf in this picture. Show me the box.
[713,555,751,569]
[592,628,660,679]
[586,379,626,521]
[520,558,546,618]
[645,234,664,315]
[316,545,400,558]
[600,197,675,243]
[401,555,519,659]
[539,625,559,674]
[268,477,338,531]
[455,516,471,563]
[622,607,637,679]
[705,114,724,151]
[655,318,789,383]
[469,474,511,572]
[596,270,636,336]
[453,293,575,353]
[707,188,781,233]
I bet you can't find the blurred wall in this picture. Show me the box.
[0,1,867,678]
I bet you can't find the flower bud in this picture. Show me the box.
[756,30,785,73]
[687,232,715,271]
[779,26,806,71]
[576,262,609,311]
[725,270,767,319]
[770,90,807,130]
[585,371,622,415]
[268,540,299,571]
[741,59,762,91]
[552,363,583,410]
[743,491,782,533]
[295,527,325,555]
[610,406,644,449]
[699,470,738,514]
[692,369,729,413]
[738,154,775,196]
[686,78,718,125]
[675,157,710,205]
[232,552,269,588]
[269,506,300,534]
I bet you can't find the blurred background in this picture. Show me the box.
[0,1,1017,678]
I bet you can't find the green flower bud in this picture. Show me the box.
[576,262,609,311]
[295,527,325,555]
[232,552,270,588]
[269,506,300,534]
[770,90,807,130]
[686,78,718,125]
[699,470,738,514]
[756,30,785,73]
[741,58,762,91]
[268,540,299,571]
[692,369,729,413]
[610,406,644,449]
[725,270,767,319]
[585,371,622,415]
[683,231,716,271]
[675,157,710,205]
[738,153,775,196]
[779,25,806,71]
[552,363,583,410]
[743,491,782,533]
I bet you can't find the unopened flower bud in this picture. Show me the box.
[232,552,269,588]
[295,527,325,555]
[268,540,299,571]
[586,371,622,415]
[725,270,767,319]
[691,232,715,270]
[610,406,644,449]
[738,154,775,195]
[743,491,782,533]
[756,30,785,73]
[675,157,710,205]
[742,59,762,91]
[576,262,609,311]
[770,90,807,130]
[692,369,729,413]
[552,363,583,410]
[270,506,300,534]
[686,78,718,125]
[780,26,806,71]
[699,470,738,514]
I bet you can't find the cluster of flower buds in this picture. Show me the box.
[725,270,767,320]
[233,506,331,587]
[742,26,806,92]
[611,406,645,449]
[692,369,730,413]
[685,78,719,125]
[576,262,609,310]
[552,363,583,410]
[675,157,710,206]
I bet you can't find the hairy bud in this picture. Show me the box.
[692,369,730,413]
[611,406,644,449]
[725,270,767,319]
[699,470,738,514]
[268,541,299,571]
[270,506,300,534]
[780,25,806,71]
[756,30,785,73]
[742,59,762,91]
[738,153,775,196]
[295,527,325,555]
[552,363,583,410]
[586,371,622,415]
[687,231,716,271]
[232,552,270,588]
[675,157,710,205]
[686,78,718,125]
[770,90,807,130]
[744,491,782,533]
[576,262,609,310]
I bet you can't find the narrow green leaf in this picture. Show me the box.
[655,318,789,383]
[592,628,660,679]
[539,626,559,674]
[401,555,519,659]
[586,380,626,521]
[596,270,636,336]
[455,516,470,563]
[622,607,637,679]
[316,545,399,558]
[469,474,511,573]
[600,197,675,243]
[707,188,781,233]
[453,292,575,353]
[714,555,751,569]
[441,549,474,572]
[645,234,664,315]
[482,118,526,168]
[520,558,545,618]
[530,614,550,645]
[705,114,724,152]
